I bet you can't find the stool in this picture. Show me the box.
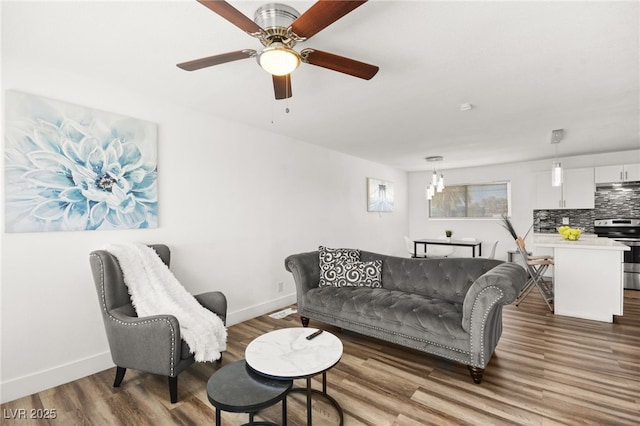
[207,360,292,426]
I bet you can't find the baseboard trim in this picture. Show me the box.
[1,294,297,403]
[1,351,114,404]
[226,293,297,326]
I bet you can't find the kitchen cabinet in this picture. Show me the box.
[535,167,595,209]
[595,163,640,183]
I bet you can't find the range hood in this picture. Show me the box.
[596,181,640,190]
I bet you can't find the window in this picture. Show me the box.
[429,182,510,218]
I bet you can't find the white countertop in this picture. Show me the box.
[533,234,630,251]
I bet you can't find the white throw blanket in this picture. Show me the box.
[106,243,227,362]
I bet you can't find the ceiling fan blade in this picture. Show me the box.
[273,75,293,100]
[301,49,379,80]
[197,0,263,34]
[290,0,367,39]
[177,50,256,71]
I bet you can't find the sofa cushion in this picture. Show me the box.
[303,286,469,352]
[181,340,192,359]
[360,251,502,304]
[319,246,361,286]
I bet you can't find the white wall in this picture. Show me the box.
[408,149,640,261]
[0,57,408,402]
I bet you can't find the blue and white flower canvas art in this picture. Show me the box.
[4,91,158,232]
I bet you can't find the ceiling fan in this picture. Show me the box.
[177,0,379,100]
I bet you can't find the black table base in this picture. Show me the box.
[207,360,292,426]
[288,372,343,426]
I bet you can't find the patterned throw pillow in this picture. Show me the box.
[347,260,383,288]
[318,246,382,288]
[319,246,360,286]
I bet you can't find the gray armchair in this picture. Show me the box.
[89,244,227,403]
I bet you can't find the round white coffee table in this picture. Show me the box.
[245,327,343,425]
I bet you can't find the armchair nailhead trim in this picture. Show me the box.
[91,253,177,376]
[469,286,503,367]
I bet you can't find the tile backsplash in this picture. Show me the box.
[594,185,640,218]
[534,184,640,233]
[534,209,595,233]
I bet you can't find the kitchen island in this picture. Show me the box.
[534,234,629,322]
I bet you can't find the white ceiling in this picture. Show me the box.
[2,0,639,171]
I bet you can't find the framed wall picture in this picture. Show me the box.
[367,178,394,212]
[4,91,158,232]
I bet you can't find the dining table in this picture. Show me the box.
[413,238,483,258]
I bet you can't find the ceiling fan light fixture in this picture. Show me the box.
[257,43,300,76]
[181,0,378,99]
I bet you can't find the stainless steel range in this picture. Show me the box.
[594,218,640,290]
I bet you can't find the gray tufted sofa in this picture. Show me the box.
[285,250,526,383]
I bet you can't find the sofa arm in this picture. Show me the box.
[284,251,320,296]
[461,263,527,367]
[462,262,526,330]
[106,308,183,377]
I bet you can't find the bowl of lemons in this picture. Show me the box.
[558,226,582,241]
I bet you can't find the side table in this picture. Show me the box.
[207,359,292,426]
[245,327,344,426]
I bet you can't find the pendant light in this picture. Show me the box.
[425,156,445,200]
[437,172,445,192]
[550,129,564,187]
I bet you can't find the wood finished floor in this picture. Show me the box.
[2,290,639,425]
